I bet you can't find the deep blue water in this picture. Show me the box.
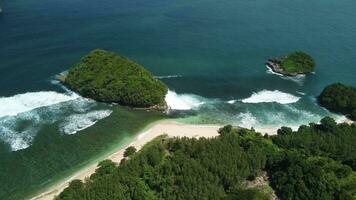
[1,0,356,199]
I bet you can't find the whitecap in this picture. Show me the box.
[227,100,237,104]
[0,127,36,151]
[0,111,42,151]
[0,91,79,117]
[155,75,182,79]
[296,91,306,95]
[60,110,112,134]
[165,90,205,110]
[241,90,300,104]
[235,112,258,128]
[0,90,96,151]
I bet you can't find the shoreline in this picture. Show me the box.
[31,118,353,200]
[31,120,223,200]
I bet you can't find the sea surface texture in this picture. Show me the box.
[1,0,356,199]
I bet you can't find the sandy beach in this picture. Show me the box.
[31,117,355,200]
[31,120,288,200]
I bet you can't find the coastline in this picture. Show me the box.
[31,118,354,200]
[31,120,224,200]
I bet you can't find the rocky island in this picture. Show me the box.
[318,83,356,120]
[62,49,168,110]
[266,51,316,76]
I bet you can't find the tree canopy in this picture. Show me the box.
[318,83,356,120]
[64,49,168,107]
[280,51,316,74]
[57,118,356,200]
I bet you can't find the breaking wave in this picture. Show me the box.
[241,90,300,104]
[60,110,112,135]
[266,65,283,76]
[0,91,79,117]
[165,90,205,110]
[227,100,237,104]
[266,65,306,85]
[0,90,108,151]
[235,112,258,128]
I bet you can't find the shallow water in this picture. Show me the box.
[1,0,356,199]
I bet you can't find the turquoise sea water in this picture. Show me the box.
[1,0,356,199]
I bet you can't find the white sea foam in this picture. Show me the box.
[0,91,79,117]
[227,100,237,104]
[235,112,258,128]
[165,90,205,110]
[266,65,306,85]
[282,75,305,86]
[155,75,182,79]
[0,90,97,151]
[0,111,42,151]
[0,126,32,151]
[266,65,283,76]
[296,91,306,95]
[241,90,300,104]
[60,110,112,134]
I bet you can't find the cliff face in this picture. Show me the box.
[266,58,302,76]
[266,58,291,76]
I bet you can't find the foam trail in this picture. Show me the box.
[0,91,79,117]
[165,90,205,110]
[241,90,300,104]
[155,75,182,79]
[60,110,112,134]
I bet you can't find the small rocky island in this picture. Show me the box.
[62,49,168,110]
[318,83,356,120]
[266,51,316,76]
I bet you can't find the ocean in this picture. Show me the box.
[1,0,356,199]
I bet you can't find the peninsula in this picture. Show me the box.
[62,49,168,109]
[266,51,316,76]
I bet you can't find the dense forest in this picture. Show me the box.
[64,49,168,108]
[280,51,316,74]
[56,117,356,200]
[318,83,356,120]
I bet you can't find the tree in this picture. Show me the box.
[277,126,293,135]
[318,83,356,120]
[124,146,137,157]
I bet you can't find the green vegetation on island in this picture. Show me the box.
[56,117,356,200]
[267,51,316,76]
[64,49,168,108]
[318,83,356,120]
